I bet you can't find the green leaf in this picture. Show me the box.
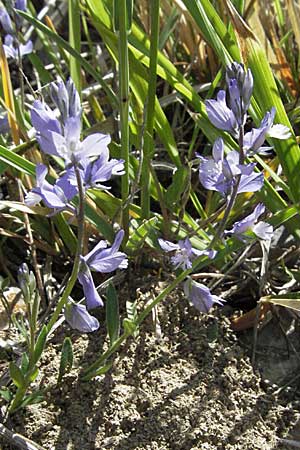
[68,0,81,94]
[28,367,39,383]
[18,10,117,107]
[20,391,44,408]
[113,0,133,31]
[0,144,35,175]
[82,361,113,381]
[106,284,120,345]
[164,166,190,211]
[125,217,158,253]
[57,337,74,384]
[122,318,137,336]
[33,325,48,365]
[9,362,25,388]
[53,214,77,254]
[0,388,12,402]
[21,353,29,375]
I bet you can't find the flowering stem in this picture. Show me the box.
[210,126,244,246]
[47,165,85,332]
[141,0,160,219]
[118,0,130,240]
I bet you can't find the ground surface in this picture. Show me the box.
[1,274,300,450]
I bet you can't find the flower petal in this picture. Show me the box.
[78,264,104,310]
[65,303,99,333]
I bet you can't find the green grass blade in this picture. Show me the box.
[68,0,82,94]
[18,10,118,107]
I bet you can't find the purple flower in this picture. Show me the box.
[158,237,216,270]
[15,0,27,11]
[3,34,33,60]
[31,98,111,166]
[0,9,13,34]
[67,154,124,191]
[78,230,127,309]
[225,203,273,241]
[0,114,9,134]
[205,90,238,137]
[64,302,99,333]
[82,230,128,273]
[25,164,78,213]
[31,100,62,157]
[184,278,225,313]
[243,107,291,155]
[226,62,253,125]
[77,263,104,309]
[198,138,264,196]
[50,78,82,124]
[0,0,28,34]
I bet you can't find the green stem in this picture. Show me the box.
[118,0,130,239]
[210,126,244,246]
[47,166,85,331]
[141,0,160,219]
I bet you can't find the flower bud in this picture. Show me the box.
[226,62,253,124]
[18,263,36,301]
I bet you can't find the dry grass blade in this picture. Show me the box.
[0,39,19,144]
[286,0,300,59]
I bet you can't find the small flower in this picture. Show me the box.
[225,203,273,241]
[77,263,104,310]
[25,164,78,213]
[82,230,128,273]
[198,138,264,197]
[205,90,238,137]
[243,107,291,155]
[158,237,216,270]
[31,100,62,157]
[0,8,13,34]
[78,230,127,309]
[184,278,225,313]
[64,302,99,333]
[31,98,111,166]
[67,154,124,191]
[18,263,36,299]
[3,34,33,60]
[0,114,9,134]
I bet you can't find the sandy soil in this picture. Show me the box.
[1,274,300,450]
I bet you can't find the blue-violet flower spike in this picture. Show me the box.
[226,62,253,124]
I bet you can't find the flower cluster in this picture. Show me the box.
[66,230,128,333]
[0,0,33,60]
[26,78,127,332]
[158,237,221,312]
[159,62,291,315]
[158,237,216,270]
[201,62,291,197]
